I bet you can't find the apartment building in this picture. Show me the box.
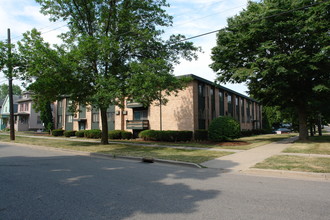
[55,75,262,136]
[54,98,115,131]
[115,74,262,137]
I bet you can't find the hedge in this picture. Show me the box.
[109,130,133,139]
[194,129,208,141]
[52,129,64,137]
[108,130,122,139]
[121,131,132,140]
[75,130,85,137]
[139,130,193,142]
[84,129,102,139]
[64,130,76,137]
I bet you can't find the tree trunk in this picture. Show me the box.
[100,107,109,145]
[310,123,314,136]
[120,98,125,131]
[298,107,308,141]
[317,116,322,136]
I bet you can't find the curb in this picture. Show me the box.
[242,168,330,181]
[90,152,202,168]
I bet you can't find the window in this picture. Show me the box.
[37,116,42,124]
[241,99,245,122]
[227,94,233,116]
[58,100,62,108]
[235,97,240,120]
[58,115,62,124]
[19,116,28,124]
[67,115,73,123]
[219,91,224,116]
[246,101,251,122]
[210,88,215,119]
[92,113,99,123]
[107,112,114,122]
[133,109,148,120]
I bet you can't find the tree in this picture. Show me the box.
[20,0,199,144]
[0,84,22,100]
[210,0,330,140]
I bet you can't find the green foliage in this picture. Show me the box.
[139,130,192,142]
[208,117,240,142]
[121,131,133,140]
[194,129,209,141]
[210,0,330,140]
[39,101,54,132]
[108,130,123,139]
[0,84,22,100]
[75,130,85,137]
[64,130,76,137]
[20,0,200,144]
[84,129,102,139]
[52,129,64,136]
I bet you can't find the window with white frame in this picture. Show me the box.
[92,113,99,123]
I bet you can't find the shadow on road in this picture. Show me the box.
[0,151,238,219]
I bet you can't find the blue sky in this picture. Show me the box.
[0,0,251,95]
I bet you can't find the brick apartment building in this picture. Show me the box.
[55,75,262,136]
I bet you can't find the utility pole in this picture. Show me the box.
[7,28,15,140]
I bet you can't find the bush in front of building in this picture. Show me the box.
[64,130,76,137]
[84,129,102,139]
[108,130,122,139]
[194,129,208,141]
[208,116,240,142]
[75,130,85,137]
[121,131,132,140]
[52,129,64,136]
[139,130,192,142]
[108,130,133,140]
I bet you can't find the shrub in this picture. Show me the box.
[52,129,64,136]
[139,130,192,142]
[75,130,85,137]
[208,116,240,142]
[139,130,157,141]
[121,131,133,140]
[64,130,76,137]
[194,129,208,141]
[108,130,122,139]
[84,129,102,139]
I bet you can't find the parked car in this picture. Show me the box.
[275,128,291,134]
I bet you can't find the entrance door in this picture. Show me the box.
[79,121,86,130]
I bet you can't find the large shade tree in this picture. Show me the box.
[210,0,330,140]
[19,0,199,144]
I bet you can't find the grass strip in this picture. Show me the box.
[0,135,232,164]
[254,155,330,173]
[283,135,330,155]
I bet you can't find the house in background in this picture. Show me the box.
[115,74,262,137]
[0,95,19,130]
[53,98,115,131]
[14,91,44,131]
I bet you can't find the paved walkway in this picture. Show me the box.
[201,136,299,172]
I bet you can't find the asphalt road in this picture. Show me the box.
[1,143,329,220]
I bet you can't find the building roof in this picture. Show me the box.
[181,74,258,102]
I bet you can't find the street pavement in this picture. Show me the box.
[1,143,330,220]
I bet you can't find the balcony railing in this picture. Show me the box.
[126,100,144,108]
[126,120,149,130]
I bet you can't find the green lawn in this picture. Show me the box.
[104,133,297,150]
[254,155,330,173]
[0,135,232,164]
[283,135,330,155]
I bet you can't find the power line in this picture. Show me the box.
[174,0,330,43]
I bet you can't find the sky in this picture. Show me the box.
[0,0,252,95]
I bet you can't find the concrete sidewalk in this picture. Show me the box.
[201,136,299,172]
